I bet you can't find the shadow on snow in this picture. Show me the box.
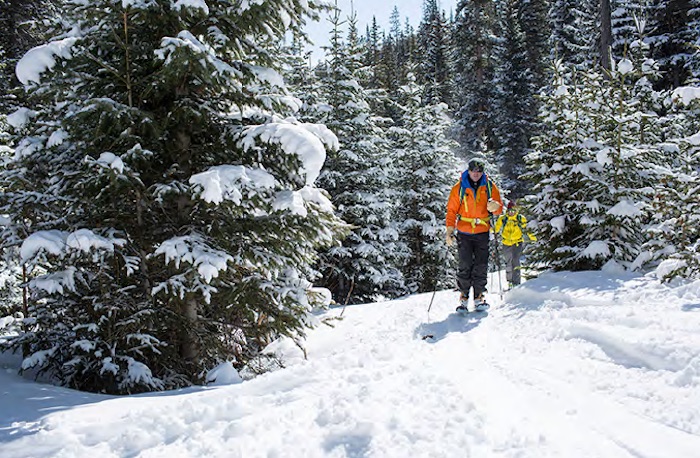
[415,312,488,343]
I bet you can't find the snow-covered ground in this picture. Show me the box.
[2,270,700,457]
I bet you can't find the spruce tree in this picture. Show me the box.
[418,0,452,104]
[641,88,700,279]
[312,9,406,304]
[519,0,551,91]
[493,0,537,198]
[548,0,598,69]
[390,73,459,293]
[684,0,700,83]
[525,63,596,270]
[0,0,343,393]
[527,55,669,270]
[452,0,499,154]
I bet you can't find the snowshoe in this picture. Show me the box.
[473,293,490,312]
[456,293,472,313]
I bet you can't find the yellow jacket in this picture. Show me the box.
[494,212,537,246]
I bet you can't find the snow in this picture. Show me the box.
[582,240,610,258]
[607,200,642,217]
[272,190,307,217]
[550,215,566,233]
[171,0,209,15]
[240,121,337,186]
[29,267,77,294]
[616,58,634,75]
[672,86,700,106]
[2,269,700,457]
[66,229,124,253]
[206,361,243,386]
[656,259,687,279]
[6,108,36,130]
[46,129,69,147]
[15,37,79,85]
[96,152,125,174]
[21,229,124,262]
[153,235,233,284]
[20,230,68,261]
[189,165,276,205]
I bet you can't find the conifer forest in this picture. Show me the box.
[1,0,699,393]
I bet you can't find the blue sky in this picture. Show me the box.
[304,0,458,60]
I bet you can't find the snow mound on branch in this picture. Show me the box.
[153,235,232,283]
[672,86,700,106]
[240,121,338,186]
[656,259,687,279]
[607,200,642,217]
[30,268,77,294]
[20,230,68,261]
[550,216,566,233]
[6,108,36,130]
[21,229,124,261]
[16,37,79,85]
[616,58,634,75]
[66,229,125,253]
[189,165,275,204]
[582,240,610,258]
[273,190,307,216]
[96,153,125,174]
[47,130,69,147]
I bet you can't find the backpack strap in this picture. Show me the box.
[485,174,493,201]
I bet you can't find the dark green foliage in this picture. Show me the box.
[0,0,344,393]
[417,0,452,105]
[452,0,499,155]
[311,10,406,304]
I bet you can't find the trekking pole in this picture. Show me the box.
[427,288,437,314]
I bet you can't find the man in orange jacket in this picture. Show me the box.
[445,158,502,312]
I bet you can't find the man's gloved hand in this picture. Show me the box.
[446,227,455,247]
[487,199,501,213]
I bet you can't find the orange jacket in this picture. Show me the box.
[446,175,502,234]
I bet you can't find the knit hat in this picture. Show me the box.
[507,201,517,210]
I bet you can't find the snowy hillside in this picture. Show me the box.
[1,270,700,457]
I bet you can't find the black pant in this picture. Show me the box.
[456,231,490,298]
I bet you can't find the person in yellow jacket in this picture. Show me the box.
[494,200,537,288]
[446,158,502,311]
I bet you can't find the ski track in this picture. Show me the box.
[1,272,700,457]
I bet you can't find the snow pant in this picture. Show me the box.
[504,243,523,285]
[456,231,490,298]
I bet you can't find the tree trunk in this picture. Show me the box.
[181,298,199,360]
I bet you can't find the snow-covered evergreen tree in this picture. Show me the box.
[389,73,459,293]
[452,0,498,154]
[0,0,343,393]
[640,86,700,280]
[519,0,550,92]
[527,55,670,271]
[493,0,538,198]
[548,0,598,69]
[525,62,596,270]
[418,0,451,105]
[312,9,406,304]
[684,0,700,83]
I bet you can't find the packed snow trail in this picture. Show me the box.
[1,270,700,457]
